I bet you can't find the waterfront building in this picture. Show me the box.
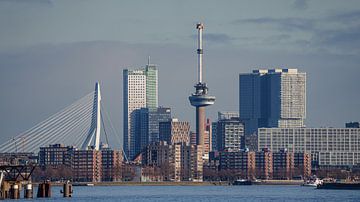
[159,119,190,145]
[39,144,124,182]
[272,149,294,180]
[72,149,102,182]
[317,151,360,166]
[219,151,255,179]
[123,62,158,159]
[294,152,312,178]
[239,68,306,135]
[272,149,311,179]
[217,150,310,180]
[258,127,360,166]
[38,144,74,167]
[101,149,123,182]
[254,150,273,179]
[214,113,244,152]
[134,107,171,156]
[142,142,203,181]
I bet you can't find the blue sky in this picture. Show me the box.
[1,0,360,149]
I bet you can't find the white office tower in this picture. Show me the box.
[123,62,158,159]
[239,68,306,135]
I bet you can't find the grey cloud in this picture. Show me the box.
[329,10,360,23]
[234,17,314,32]
[0,0,53,5]
[264,34,292,44]
[232,10,360,54]
[312,25,360,54]
[293,0,309,10]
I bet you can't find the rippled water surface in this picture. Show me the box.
[7,185,360,201]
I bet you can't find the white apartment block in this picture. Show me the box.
[258,128,360,166]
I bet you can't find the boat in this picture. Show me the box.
[317,182,360,190]
[73,183,95,186]
[232,179,252,185]
[302,178,323,187]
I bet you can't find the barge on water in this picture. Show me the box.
[232,179,252,185]
[317,182,360,190]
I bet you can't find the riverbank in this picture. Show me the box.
[67,180,303,186]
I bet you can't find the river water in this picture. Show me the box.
[7,185,360,201]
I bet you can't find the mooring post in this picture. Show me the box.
[61,181,73,197]
[24,183,33,198]
[45,181,51,197]
[37,181,51,198]
[9,183,20,199]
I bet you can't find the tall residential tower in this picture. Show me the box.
[239,68,306,135]
[123,61,158,159]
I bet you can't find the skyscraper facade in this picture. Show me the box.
[123,63,158,159]
[239,68,306,135]
[215,117,244,152]
[159,119,190,145]
[134,107,171,156]
[145,64,158,108]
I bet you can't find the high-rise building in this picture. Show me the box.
[215,112,244,152]
[123,61,158,159]
[145,63,158,108]
[211,122,217,151]
[204,119,212,156]
[159,119,190,145]
[134,107,171,156]
[239,68,306,135]
[346,122,360,128]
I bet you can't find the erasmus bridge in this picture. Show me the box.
[0,82,121,154]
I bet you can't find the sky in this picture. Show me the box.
[0,0,360,149]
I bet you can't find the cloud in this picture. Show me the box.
[233,17,314,32]
[329,10,360,23]
[232,10,360,54]
[190,33,234,44]
[293,0,309,10]
[312,25,360,54]
[0,0,53,6]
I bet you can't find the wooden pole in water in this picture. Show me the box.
[62,182,73,197]
[9,183,20,199]
[45,181,51,197]
[24,183,33,198]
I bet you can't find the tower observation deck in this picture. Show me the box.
[189,23,215,146]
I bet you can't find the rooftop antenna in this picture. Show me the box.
[147,56,151,66]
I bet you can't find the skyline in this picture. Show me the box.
[1,0,360,149]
